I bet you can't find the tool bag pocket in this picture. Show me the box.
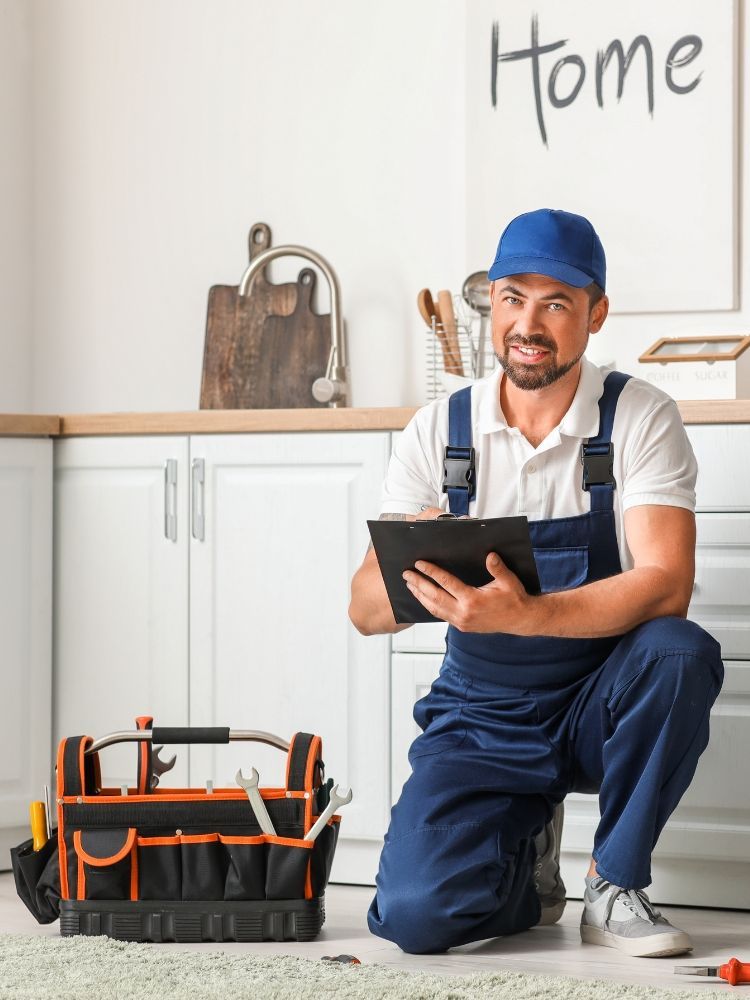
[136,835,182,900]
[10,835,61,924]
[73,828,136,901]
[220,835,266,900]
[179,833,227,901]
[309,821,339,898]
[264,836,314,900]
[138,833,228,901]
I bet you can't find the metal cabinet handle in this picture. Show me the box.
[192,458,205,541]
[164,460,177,541]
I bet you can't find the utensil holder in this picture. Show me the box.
[424,296,497,400]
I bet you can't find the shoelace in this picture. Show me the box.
[600,881,662,925]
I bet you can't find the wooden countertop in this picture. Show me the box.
[57,408,419,436]
[0,415,60,437]
[2,400,750,437]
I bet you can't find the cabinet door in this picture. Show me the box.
[0,439,52,865]
[687,424,750,511]
[689,512,750,659]
[54,437,190,787]
[391,653,444,804]
[188,433,390,881]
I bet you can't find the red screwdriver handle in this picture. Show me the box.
[720,958,750,985]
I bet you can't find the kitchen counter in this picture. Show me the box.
[0,415,60,436]
[1,400,750,437]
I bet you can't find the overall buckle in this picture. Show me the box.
[581,442,615,491]
[442,446,476,494]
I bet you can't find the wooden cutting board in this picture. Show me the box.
[201,222,330,409]
[252,268,331,408]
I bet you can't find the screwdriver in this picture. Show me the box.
[674,958,750,985]
[29,801,48,851]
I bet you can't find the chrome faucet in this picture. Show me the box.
[237,245,349,407]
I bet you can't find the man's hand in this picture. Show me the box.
[405,505,697,639]
[415,506,444,521]
[403,552,539,634]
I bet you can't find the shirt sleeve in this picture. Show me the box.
[380,403,446,515]
[621,397,697,512]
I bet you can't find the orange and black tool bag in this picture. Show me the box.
[11,723,341,942]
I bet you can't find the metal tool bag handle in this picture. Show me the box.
[64,728,322,797]
[84,727,291,754]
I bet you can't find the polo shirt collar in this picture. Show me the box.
[475,356,605,440]
[557,358,605,439]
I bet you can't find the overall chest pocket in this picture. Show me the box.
[533,545,589,593]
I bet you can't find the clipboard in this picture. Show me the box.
[367,516,541,624]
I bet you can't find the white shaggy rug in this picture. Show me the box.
[0,934,705,1000]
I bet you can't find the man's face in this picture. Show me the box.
[490,273,607,391]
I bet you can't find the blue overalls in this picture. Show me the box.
[368,372,724,954]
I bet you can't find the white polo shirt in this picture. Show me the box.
[381,358,697,572]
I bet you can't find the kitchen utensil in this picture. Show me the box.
[462,271,492,377]
[235,767,277,835]
[416,288,435,328]
[249,267,332,408]
[437,290,465,377]
[417,289,462,375]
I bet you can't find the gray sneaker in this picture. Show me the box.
[533,801,566,925]
[580,876,693,957]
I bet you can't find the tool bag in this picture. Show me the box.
[11,721,340,942]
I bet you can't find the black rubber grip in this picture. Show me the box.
[150,727,230,745]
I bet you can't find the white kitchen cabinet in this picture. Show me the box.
[188,432,391,885]
[0,439,52,865]
[388,425,750,907]
[53,437,190,786]
[53,431,391,885]
[391,653,445,803]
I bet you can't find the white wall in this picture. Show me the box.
[0,0,32,411]
[30,0,465,412]
[6,1,750,411]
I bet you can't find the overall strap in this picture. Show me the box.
[581,370,631,512]
[444,386,476,516]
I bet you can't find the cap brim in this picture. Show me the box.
[487,255,595,288]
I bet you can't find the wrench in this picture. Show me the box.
[305,784,352,843]
[235,767,276,836]
[150,745,177,789]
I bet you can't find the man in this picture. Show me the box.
[349,209,723,957]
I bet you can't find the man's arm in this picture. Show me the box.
[401,504,696,638]
[349,509,443,636]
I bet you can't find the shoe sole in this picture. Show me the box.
[580,923,693,957]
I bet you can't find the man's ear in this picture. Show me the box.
[589,294,609,334]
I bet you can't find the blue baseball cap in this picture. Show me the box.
[488,208,606,291]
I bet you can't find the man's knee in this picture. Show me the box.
[367,826,540,953]
[623,616,723,698]
[367,883,458,954]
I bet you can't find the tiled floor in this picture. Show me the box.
[2,873,747,991]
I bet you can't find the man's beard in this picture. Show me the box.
[496,337,585,390]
